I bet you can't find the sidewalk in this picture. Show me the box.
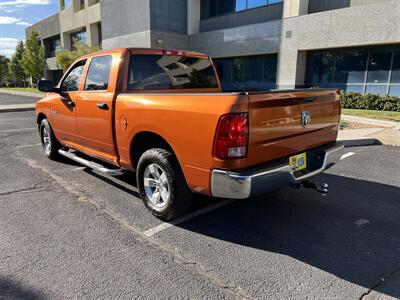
[0,88,45,98]
[339,115,400,147]
[0,103,35,113]
[341,114,399,128]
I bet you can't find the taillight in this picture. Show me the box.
[213,113,249,159]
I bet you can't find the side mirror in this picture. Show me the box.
[38,80,56,93]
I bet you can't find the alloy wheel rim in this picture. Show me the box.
[143,163,170,209]
[42,127,51,153]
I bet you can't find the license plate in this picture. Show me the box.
[289,152,307,172]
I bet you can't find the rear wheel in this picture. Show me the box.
[136,148,193,221]
[40,119,60,160]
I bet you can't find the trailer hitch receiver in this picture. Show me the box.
[293,181,329,195]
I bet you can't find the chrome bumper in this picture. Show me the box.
[211,142,344,199]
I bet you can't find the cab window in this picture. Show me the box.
[128,54,218,90]
[84,55,113,91]
[61,60,86,92]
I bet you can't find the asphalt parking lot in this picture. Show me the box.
[0,95,400,299]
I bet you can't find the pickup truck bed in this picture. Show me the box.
[36,48,343,220]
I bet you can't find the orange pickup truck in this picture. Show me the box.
[36,48,343,220]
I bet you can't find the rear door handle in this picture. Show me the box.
[96,103,109,110]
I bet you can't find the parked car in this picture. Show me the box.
[36,48,343,220]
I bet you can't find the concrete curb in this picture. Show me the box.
[0,89,45,98]
[0,107,35,113]
[339,138,381,147]
[338,126,399,147]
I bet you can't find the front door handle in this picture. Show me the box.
[96,103,109,110]
[67,101,75,108]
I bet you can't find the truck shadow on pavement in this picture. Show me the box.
[176,173,400,298]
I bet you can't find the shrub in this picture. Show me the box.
[340,92,400,112]
[56,40,101,71]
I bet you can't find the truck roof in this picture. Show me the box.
[79,48,210,60]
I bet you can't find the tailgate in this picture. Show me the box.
[246,89,341,167]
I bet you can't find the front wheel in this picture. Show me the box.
[136,148,193,221]
[39,119,60,160]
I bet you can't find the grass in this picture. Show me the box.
[1,87,43,93]
[342,109,400,122]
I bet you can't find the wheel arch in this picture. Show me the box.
[36,112,48,126]
[130,131,177,171]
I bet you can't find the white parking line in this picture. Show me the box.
[1,127,36,133]
[16,143,42,148]
[72,167,87,171]
[144,199,236,237]
[340,152,355,160]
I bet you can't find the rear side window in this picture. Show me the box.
[128,54,218,90]
[85,55,113,91]
[61,60,86,92]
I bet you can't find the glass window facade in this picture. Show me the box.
[214,54,278,92]
[305,45,400,97]
[49,38,61,57]
[308,0,350,14]
[201,0,283,19]
[71,30,88,49]
[391,50,400,83]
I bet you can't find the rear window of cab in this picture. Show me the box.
[128,54,218,90]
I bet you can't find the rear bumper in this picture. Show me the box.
[211,142,344,199]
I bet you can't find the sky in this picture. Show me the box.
[0,0,59,58]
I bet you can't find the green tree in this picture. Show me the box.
[21,31,45,86]
[0,55,11,86]
[56,40,101,71]
[8,41,27,87]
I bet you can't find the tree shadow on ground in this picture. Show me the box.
[0,277,44,300]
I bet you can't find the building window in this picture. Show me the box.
[306,51,334,85]
[305,45,400,96]
[61,0,72,10]
[214,54,278,92]
[201,0,283,19]
[49,38,61,57]
[391,50,400,84]
[334,50,367,84]
[52,70,64,85]
[88,0,100,6]
[97,23,102,45]
[71,30,88,49]
[308,0,350,14]
[367,49,392,84]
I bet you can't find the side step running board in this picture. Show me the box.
[58,149,125,176]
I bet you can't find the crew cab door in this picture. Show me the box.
[76,54,117,162]
[51,59,87,146]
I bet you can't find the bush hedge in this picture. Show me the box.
[340,92,400,112]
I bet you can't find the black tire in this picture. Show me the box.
[136,148,193,221]
[39,119,61,160]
